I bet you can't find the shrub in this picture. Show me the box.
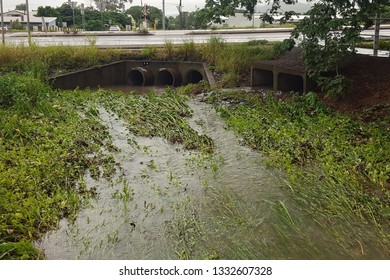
[317,75,352,100]
[0,74,52,113]
[272,38,295,57]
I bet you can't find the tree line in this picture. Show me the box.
[23,2,211,31]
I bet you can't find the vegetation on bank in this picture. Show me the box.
[206,90,390,258]
[0,38,277,86]
[0,74,113,259]
[356,39,390,51]
[1,42,389,259]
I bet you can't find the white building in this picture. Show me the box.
[0,10,57,31]
[211,12,308,28]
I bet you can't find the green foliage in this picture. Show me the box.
[0,74,52,113]
[317,75,352,100]
[141,46,157,57]
[0,241,43,260]
[178,40,198,60]
[98,90,215,153]
[201,36,226,65]
[0,88,113,259]
[11,19,23,30]
[0,45,120,74]
[272,38,295,57]
[246,39,268,46]
[126,5,163,29]
[189,8,212,29]
[291,1,387,96]
[220,72,240,88]
[357,39,390,51]
[164,40,174,59]
[86,20,103,31]
[207,90,390,257]
[213,42,275,76]
[176,81,210,96]
[15,3,27,11]
[37,3,131,30]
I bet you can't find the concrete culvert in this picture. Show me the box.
[156,68,182,87]
[127,67,154,86]
[251,69,273,87]
[186,70,203,84]
[277,73,304,92]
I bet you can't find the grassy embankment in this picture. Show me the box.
[203,90,389,258]
[1,40,388,259]
[1,40,273,259]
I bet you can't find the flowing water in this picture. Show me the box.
[36,96,374,259]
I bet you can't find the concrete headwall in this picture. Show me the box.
[251,48,316,93]
[50,61,213,90]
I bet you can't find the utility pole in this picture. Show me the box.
[177,0,182,30]
[162,0,165,30]
[81,3,86,30]
[70,1,78,27]
[1,0,5,45]
[26,0,31,46]
[97,1,107,31]
[373,12,380,57]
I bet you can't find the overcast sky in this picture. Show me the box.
[2,0,312,16]
[2,0,206,16]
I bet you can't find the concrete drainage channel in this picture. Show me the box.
[50,61,215,90]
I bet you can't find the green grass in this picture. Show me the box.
[0,78,217,259]
[0,45,121,75]
[0,42,278,89]
[356,39,390,50]
[206,90,390,258]
[0,79,114,259]
[5,42,385,260]
[97,89,214,153]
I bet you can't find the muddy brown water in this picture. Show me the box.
[35,97,290,259]
[35,94,384,259]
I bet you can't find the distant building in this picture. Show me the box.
[0,10,57,31]
[210,12,307,28]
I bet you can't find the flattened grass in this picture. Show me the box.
[207,91,390,258]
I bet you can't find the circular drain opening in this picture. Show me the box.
[186,70,203,84]
[127,67,154,86]
[156,68,182,87]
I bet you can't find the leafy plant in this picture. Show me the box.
[272,38,295,58]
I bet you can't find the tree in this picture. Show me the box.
[94,0,130,12]
[291,1,389,97]
[15,3,27,11]
[188,8,211,29]
[125,6,163,29]
[36,6,60,17]
[86,19,103,31]
[205,0,389,97]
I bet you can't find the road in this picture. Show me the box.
[3,28,390,56]
[4,29,292,47]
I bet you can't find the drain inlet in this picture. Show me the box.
[127,67,154,86]
[156,68,182,87]
[186,70,204,84]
